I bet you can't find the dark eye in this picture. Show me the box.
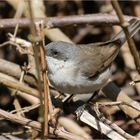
[52,49,59,56]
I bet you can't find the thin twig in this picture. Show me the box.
[13,0,24,40]
[10,103,40,114]
[93,101,140,112]
[0,108,41,130]
[13,69,25,117]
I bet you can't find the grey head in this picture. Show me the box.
[46,41,81,62]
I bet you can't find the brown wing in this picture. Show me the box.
[76,19,140,78]
[77,42,119,78]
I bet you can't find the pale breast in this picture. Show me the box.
[48,65,111,94]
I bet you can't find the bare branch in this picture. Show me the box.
[0,14,138,29]
[0,59,37,86]
[0,108,89,140]
[0,72,39,98]
[36,21,49,138]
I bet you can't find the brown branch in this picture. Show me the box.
[0,108,41,130]
[27,1,45,138]
[0,72,39,98]
[111,0,140,73]
[0,57,40,104]
[0,59,37,87]
[0,14,139,29]
[0,108,88,140]
[36,22,49,138]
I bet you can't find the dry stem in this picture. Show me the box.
[0,72,39,97]
[36,22,49,137]
[27,1,45,137]
[0,14,138,29]
[0,108,88,140]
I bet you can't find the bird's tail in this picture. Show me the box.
[110,18,140,45]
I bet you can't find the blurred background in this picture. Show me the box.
[0,0,139,139]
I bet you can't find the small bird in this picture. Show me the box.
[46,19,140,95]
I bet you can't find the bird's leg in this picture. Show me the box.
[62,94,75,114]
[62,94,74,103]
[74,91,100,120]
[87,90,99,103]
